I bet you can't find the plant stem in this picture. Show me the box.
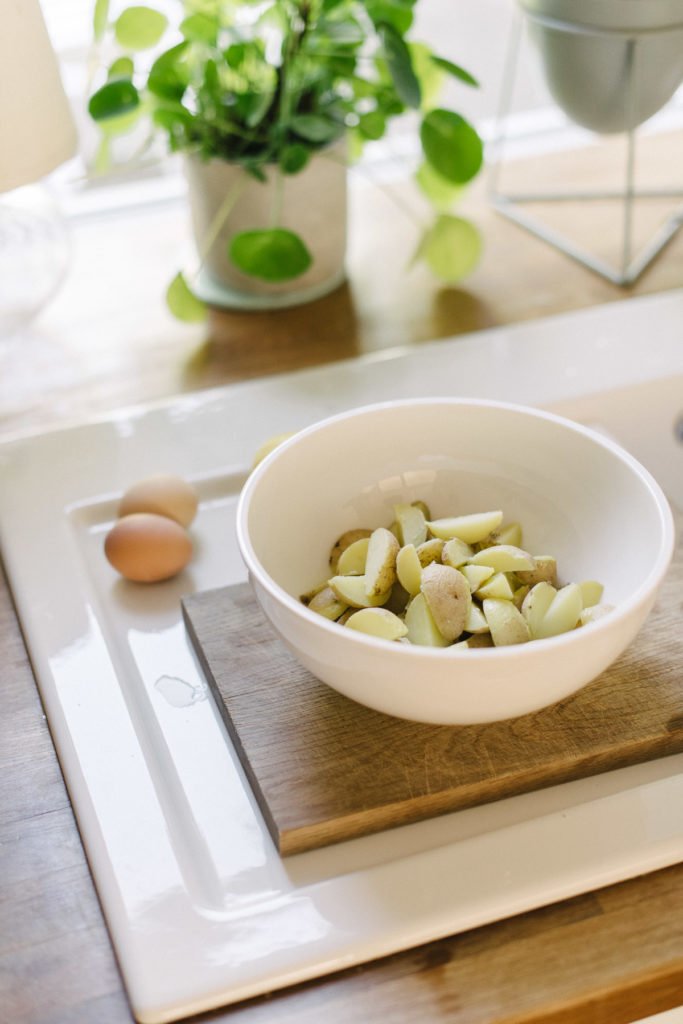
[271,168,285,227]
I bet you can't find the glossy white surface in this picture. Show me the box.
[237,398,674,723]
[1,289,683,1023]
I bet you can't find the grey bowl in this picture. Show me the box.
[519,0,683,133]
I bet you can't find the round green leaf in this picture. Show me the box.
[166,272,207,323]
[229,229,312,282]
[180,13,218,45]
[108,56,135,80]
[420,109,483,184]
[148,43,190,100]
[415,161,463,211]
[88,79,140,121]
[416,215,482,282]
[358,110,386,141]
[279,144,310,175]
[115,6,167,51]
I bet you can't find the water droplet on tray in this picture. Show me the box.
[154,674,207,708]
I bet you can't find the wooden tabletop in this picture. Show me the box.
[2,130,683,1024]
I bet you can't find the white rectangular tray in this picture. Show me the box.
[2,289,683,1024]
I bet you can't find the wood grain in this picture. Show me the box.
[182,509,683,855]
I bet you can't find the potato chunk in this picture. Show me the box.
[427,510,503,544]
[535,583,583,639]
[404,593,449,647]
[329,529,371,573]
[470,544,535,573]
[396,544,422,596]
[345,607,408,641]
[420,563,471,643]
[329,574,391,608]
[364,527,400,596]
[394,503,428,548]
[483,599,531,646]
[516,556,557,587]
[336,537,370,576]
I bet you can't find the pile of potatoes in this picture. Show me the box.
[301,502,612,647]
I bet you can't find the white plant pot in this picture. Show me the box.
[519,0,683,133]
[184,140,347,310]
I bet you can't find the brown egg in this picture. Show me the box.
[118,474,199,527]
[105,513,193,582]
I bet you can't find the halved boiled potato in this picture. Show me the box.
[420,563,471,643]
[579,579,604,609]
[394,503,428,548]
[441,537,473,568]
[329,528,372,572]
[476,572,516,601]
[307,586,349,620]
[364,527,400,596]
[461,563,495,592]
[516,555,557,587]
[521,581,557,638]
[396,544,422,596]
[344,607,408,640]
[329,574,391,608]
[416,537,445,567]
[469,544,535,573]
[404,593,449,647]
[484,521,523,548]
[465,602,490,634]
[426,510,503,544]
[483,598,531,646]
[535,583,583,639]
[336,537,370,575]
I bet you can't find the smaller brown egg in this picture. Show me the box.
[105,513,192,583]
[118,474,199,527]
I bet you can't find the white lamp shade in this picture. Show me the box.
[0,0,78,193]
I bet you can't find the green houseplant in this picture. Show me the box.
[88,0,485,317]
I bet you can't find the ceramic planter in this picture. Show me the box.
[519,0,683,133]
[184,140,347,309]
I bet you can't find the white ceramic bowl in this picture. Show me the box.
[236,399,674,725]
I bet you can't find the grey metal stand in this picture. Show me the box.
[488,10,683,286]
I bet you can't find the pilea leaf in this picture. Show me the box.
[414,161,463,211]
[88,79,140,121]
[415,214,482,282]
[229,229,312,282]
[114,6,167,51]
[420,109,483,184]
[165,272,207,322]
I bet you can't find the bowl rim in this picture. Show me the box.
[236,397,675,660]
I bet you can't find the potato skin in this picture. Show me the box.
[420,563,471,643]
[329,529,372,572]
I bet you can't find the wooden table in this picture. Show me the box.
[2,132,683,1024]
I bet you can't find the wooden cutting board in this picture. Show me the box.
[182,514,683,856]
